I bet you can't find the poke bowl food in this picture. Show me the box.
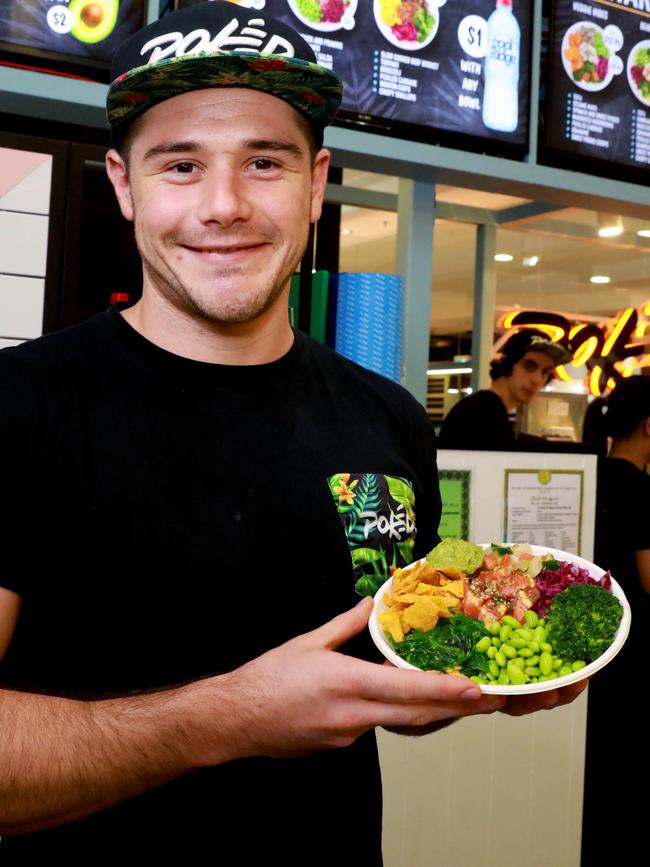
[288,0,357,30]
[373,0,438,51]
[369,539,631,695]
[561,22,614,91]
[627,40,650,106]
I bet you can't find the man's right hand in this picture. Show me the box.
[0,597,503,834]
[184,597,505,767]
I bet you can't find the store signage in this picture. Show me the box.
[0,1,146,68]
[501,304,650,395]
[179,0,533,152]
[546,0,650,176]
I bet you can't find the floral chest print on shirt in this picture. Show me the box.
[328,472,417,597]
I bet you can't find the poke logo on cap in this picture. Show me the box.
[529,335,552,348]
[140,16,297,65]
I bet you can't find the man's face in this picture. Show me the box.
[503,351,556,405]
[106,88,329,326]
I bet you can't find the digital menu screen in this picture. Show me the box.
[545,0,650,179]
[0,0,145,75]
[176,0,533,157]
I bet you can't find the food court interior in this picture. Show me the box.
[2,1,649,864]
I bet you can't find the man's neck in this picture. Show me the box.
[489,379,517,412]
[121,294,294,366]
[608,439,649,472]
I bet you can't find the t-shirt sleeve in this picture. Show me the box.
[0,354,41,597]
[412,414,442,559]
[629,478,650,553]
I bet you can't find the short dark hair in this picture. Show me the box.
[489,329,567,382]
[605,377,650,440]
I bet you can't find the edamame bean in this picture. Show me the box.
[495,650,507,668]
[476,636,492,654]
[534,627,547,644]
[489,621,501,636]
[528,641,540,654]
[487,646,497,659]
[499,624,513,643]
[507,661,527,685]
[558,665,573,677]
[488,660,499,679]
[511,657,525,671]
[539,652,553,676]
[572,660,586,671]
[497,672,510,686]
[540,642,553,654]
[491,637,501,647]
[510,637,527,650]
[502,644,517,659]
[525,666,541,677]
[524,610,539,628]
[519,647,534,658]
[501,615,521,629]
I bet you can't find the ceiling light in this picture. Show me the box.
[590,275,611,284]
[341,228,353,235]
[597,214,623,237]
[427,367,473,375]
[494,253,514,262]
[522,256,539,267]
[638,229,650,238]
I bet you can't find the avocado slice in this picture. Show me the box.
[69,0,118,45]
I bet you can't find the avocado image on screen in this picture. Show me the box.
[69,0,119,44]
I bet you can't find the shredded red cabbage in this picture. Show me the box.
[534,561,612,616]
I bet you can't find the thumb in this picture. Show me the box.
[309,597,374,651]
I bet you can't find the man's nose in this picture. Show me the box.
[196,167,253,227]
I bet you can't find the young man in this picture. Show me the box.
[439,330,571,444]
[0,3,584,858]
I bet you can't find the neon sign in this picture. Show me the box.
[500,304,648,396]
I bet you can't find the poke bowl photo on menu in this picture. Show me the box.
[627,40,650,107]
[373,0,439,51]
[561,21,623,91]
[287,0,357,30]
[369,539,631,695]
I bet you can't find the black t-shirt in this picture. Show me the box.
[0,308,441,859]
[594,457,650,601]
[439,389,513,445]
[582,458,650,864]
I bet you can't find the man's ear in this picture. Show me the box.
[106,149,135,222]
[309,147,331,224]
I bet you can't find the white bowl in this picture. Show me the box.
[368,544,631,695]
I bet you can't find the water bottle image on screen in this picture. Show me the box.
[482,0,520,133]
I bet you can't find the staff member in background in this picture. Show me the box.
[581,376,650,865]
[439,330,571,444]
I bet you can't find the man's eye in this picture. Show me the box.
[252,158,276,171]
[173,162,195,174]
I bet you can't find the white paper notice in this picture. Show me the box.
[504,469,583,554]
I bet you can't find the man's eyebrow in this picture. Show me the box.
[142,141,201,162]
[141,138,305,163]
[244,138,304,157]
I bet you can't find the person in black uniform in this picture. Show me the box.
[581,376,650,865]
[439,330,571,444]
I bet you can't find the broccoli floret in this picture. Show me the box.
[547,584,622,663]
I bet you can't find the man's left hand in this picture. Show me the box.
[499,678,588,716]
